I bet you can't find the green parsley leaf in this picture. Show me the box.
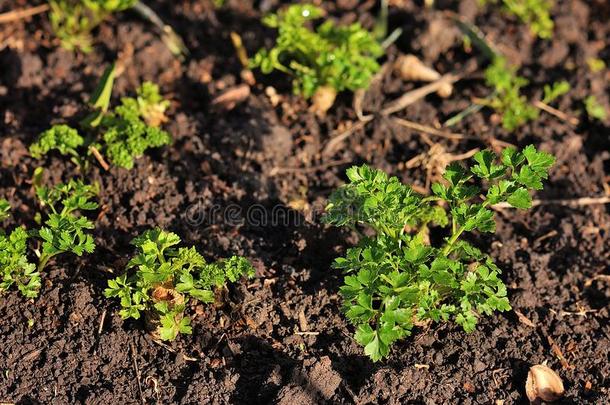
[507,187,533,209]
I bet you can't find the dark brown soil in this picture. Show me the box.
[1,0,609,404]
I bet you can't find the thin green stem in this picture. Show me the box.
[157,247,167,265]
[442,199,492,256]
[441,226,465,257]
[37,252,56,272]
[46,202,58,215]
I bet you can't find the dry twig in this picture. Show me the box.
[129,342,145,405]
[322,119,372,156]
[353,88,372,122]
[98,309,107,335]
[392,117,468,141]
[533,100,579,126]
[295,331,320,336]
[547,335,572,370]
[89,146,110,171]
[584,274,610,287]
[405,143,479,190]
[514,309,536,327]
[381,73,462,116]
[0,4,49,24]
[353,62,390,121]
[324,60,477,156]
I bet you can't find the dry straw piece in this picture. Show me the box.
[525,364,565,403]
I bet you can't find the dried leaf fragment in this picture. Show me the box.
[211,84,251,110]
[514,309,536,327]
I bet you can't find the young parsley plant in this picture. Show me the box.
[0,227,41,299]
[49,0,138,52]
[105,228,255,341]
[30,67,172,170]
[479,0,554,39]
[584,95,607,121]
[324,146,555,361]
[483,57,539,131]
[98,82,172,169]
[29,124,86,167]
[251,4,383,99]
[34,180,99,272]
[541,80,570,105]
[0,201,41,298]
[0,181,98,299]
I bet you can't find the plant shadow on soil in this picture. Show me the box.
[0,48,107,144]
[230,334,377,404]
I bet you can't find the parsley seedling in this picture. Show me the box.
[541,80,570,105]
[324,146,555,361]
[0,201,40,298]
[133,81,171,127]
[0,227,40,299]
[34,180,99,272]
[29,124,86,167]
[30,65,172,170]
[49,0,138,52]
[251,4,383,103]
[98,81,172,169]
[482,57,539,131]
[0,181,98,299]
[105,228,255,341]
[479,0,554,39]
[584,95,607,121]
[586,58,606,73]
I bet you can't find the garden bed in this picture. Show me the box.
[0,0,609,403]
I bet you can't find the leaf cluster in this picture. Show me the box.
[483,57,539,131]
[542,80,570,105]
[0,181,97,299]
[480,0,554,39]
[0,200,40,298]
[49,0,138,52]
[30,71,172,170]
[134,82,171,127]
[324,165,448,240]
[250,4,383,98]
[34,180,99,272]
[99,83,172,169]
[29,124,86,167]
[324,146,554,361]
[105,228,255,340]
